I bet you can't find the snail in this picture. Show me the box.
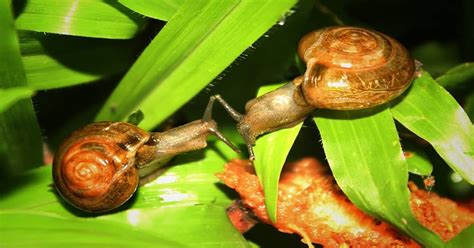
[52,104,239,213]
[206,26,418,160]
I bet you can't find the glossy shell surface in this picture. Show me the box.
[298,26,415,109]
[52,122,150,212]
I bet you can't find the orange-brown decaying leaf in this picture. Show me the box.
[217,158,474,247]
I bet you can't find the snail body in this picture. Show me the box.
[53,113,238,213]
[208,26,417,159]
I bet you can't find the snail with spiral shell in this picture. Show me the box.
[208,26,418,159]
[53,107,239,213]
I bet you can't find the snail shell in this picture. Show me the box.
[52,122,150,213]
[297,26,415,109]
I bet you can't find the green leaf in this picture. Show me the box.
[0,211,184,248]
[411,42,459,77]
[446,224,474,248]
[0,0,43,176]
[118,0,184,21]
[15,0,146,39]
[391,72,474,184]
[436,62,474,90]
[464,93,474,120]
[0,87,34,113]
[95,0,298,129]
[20,31,139,89]
[403,145,433,176]
[0,143,247,247]
[253,83,303,223]
[126,110,145,126]
[314,107,444,246]
[0,167,61,213]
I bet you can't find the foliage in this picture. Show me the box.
[1,0,473,247]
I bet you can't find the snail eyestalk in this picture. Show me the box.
[206,85,313,161]
[203,96,241,153]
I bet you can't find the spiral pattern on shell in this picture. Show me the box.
[60,138,124,198]
[297,26,416,110]
[53,122,150,213]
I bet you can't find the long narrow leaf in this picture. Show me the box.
[465,93,474,120]
[446,224,474,248]
[253,84,303,223]
[95,0,297,129]
[118,0,184,21]
[403,145,433,176]
[20,31,138,89]
[0,0,43,175]
[436,62,474,90]
[0,211,183,248]
[0,87,34,113]
[391,72,474,184]
[15,0,145,39]
[314,107,444,246]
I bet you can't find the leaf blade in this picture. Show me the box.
[403,145,433,176]
[391,72,474,184]
[0,0,43,175]
[253,83,303,223]
[118,0,184,21]
[314,107,444,246]
[0,211,183,248]
[20,31,138,89]
[0,87,34,113]
[15,0,145,39]
[95,0,298,129]
[435,62,474,90]
[446,224,474,248]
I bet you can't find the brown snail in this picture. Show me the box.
[206,26,418,159]
[52,105,239,213]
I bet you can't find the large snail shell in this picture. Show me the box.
[297,26,415,109]
[52,122,150,212]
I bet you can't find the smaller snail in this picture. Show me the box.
[207,26,419,160]
[52,104,239,213]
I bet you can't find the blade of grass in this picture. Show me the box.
[403,144,433,176]
[0,211,184,248]
[118,0,184,21]
[0,0,43,176]
[314,107,443,246]
[391,72,474,184]
[20,31,139,89]
[410,42,459,77]
[464,92,474,120]
[253,83,303,223]
[95,0,297,129]
[15,0,145,39]
[446,224,474,248]
[405,152,433,176]
[436,62,474,90]
[0,87,34,113]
